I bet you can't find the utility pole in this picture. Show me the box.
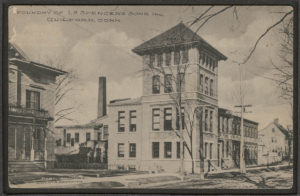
[234,63,252,174]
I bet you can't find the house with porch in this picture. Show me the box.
[8,42,66,171]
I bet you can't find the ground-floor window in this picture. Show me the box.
[118,143,124,157]
[164,142,172,158]
[129,143,136,158]
[152,142,159,158]
[176,142,180,158]
[204,142,208,158]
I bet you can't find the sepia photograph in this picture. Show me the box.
[5,4,295,193]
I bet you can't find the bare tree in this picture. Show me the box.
[43,56,79,124]
[187,6,293,174]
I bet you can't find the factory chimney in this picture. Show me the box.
[97,77,107,118]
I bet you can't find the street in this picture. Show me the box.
[9,165,293,189]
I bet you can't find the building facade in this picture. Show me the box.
[108,23,228,173]
[218,108,258,169]
[8,42,66,170]
[54,77,108,166]
[258,119,291,165]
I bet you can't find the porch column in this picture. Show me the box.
[30,127,35,161]
[22,129,26,160]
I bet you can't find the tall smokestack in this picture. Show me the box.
[97,77,107,118]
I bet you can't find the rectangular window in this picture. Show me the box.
[210,143,213,159]
[176,107,185,130]
[177,142,180,159]
[103,125,108,140]
[219,117,222,133]
[199,74,203,92]
[118,111,125,132]
[152,142,159,158]
[226,141,229,158]
[149,54,155,67]
[199,53,204,64]
[67,133,71,143]
[205,109,208,131]
[204,142,208,158]
[165,52,171,66]
[75,133,79,143]
[222,141,224,158]
[152,108,160,131]
[164,74,172,93]
[205,77,209,95]
[174,50,180,65]
[118,143,125,157]
[210,79,214,96]
[164,142,172,158]
[209,111,213,132]
[152,75,160,94]
[97,132,101,141]
[157,53,163,67]
[177,73,185,92]
[86,132,91,141]
[71,138,74,147]
[130,110,137,132]
[56,139,61,146]
[129,143,136,158]
[26,90,40,110]
[164,108,172,131]
[182,49,188,64]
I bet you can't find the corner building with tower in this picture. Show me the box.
[107,23,259,173]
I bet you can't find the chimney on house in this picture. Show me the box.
[274,118,279,124]
[97,77,107,118]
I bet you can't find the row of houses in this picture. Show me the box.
[8,22,292,173]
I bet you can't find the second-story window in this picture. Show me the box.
[164,108,172,131]
[157,53,163,67]
[199,74,203,92]
[174,50,180,65]
[152,75,160,94]
[149,54,155,67]
[130,110,137,132]
[26,90,40,110]
[165,52,171,66]
[97,132,101,141]
[182,49,188,64]
[177,73,185,92]
[118,111,125,132]
[152,108,160,131]
[209,111,213,132]
[86,132,91,141]
[103,125,108,140]
[205,77,209,95]
[210,79,214,96]
[75,133,79,143]
[176,107,185,130]
[67,133,71,143]
[164,74,172,93]
[205,109,208,131]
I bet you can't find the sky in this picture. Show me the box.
[8,5,294,129]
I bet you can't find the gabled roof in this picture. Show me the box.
[9,42,67,76]
[274,121,290,137]
[132,22,227,60]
